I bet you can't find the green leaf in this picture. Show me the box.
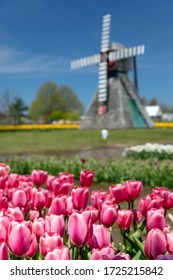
[124,233,146,260]
[132,250,142,260]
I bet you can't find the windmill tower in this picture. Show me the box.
[71,14,153,129]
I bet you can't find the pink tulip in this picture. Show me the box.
[8,222,32,256]
[0,189,8,210]
[163,224,172,234]
[0,216,10,233]
[45,246,70,260]
[12,189,27,208]
[45,214,65,237]
[0,242,8,260]
[152,187,168,196]
[91,252,130,260]
[80,169,95,188]
[68,212,93,247]
[86,206,99,223]
[24,234,38,258]
[19,181,33,196]
[59,172,74,184]
[146,208,165,232]
[156,254,173,260]
[32,189,46,210]
[138,195,163,217]
[161,191,173,209]
[166,232,173,253]
[132,209,142,224]
[65,196,74,216]
[41,189,53,208]
[90,252,111,260]
[91,190,107,210]
[46,175,57,191]
[90,224,111,250]
[31,170,48,186]
[146,208,165,231]
[0,224,7,242]
[32,218,45,239]
[100,203,118,227]
[144,228,167,259]
[47,174,73,196]
[109,184,125,204]
[124,180,143,202]
[0,163,10,177]
[7,207,24,222]
[152,187,173,209]
[164,193,173,209]
[71,187,89,211]
[8,173,20,188]
[114,252,131,260]
[0,176,8,189]
[52,178,72,196]
[48,196,66,215]
[0,197,8,210]
[39,232,63,256]
[29,210,40,222]
[90,246,115,259]
[116,210,134,230]
[81,210,93,243]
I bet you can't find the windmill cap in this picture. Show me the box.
[109,42,125,51]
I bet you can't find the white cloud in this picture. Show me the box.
[0,46,69,76]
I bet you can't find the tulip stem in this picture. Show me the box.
[164,209,167,218]
[121,229,126,251]
[109,227,115,246]
[72,246,79,260]
[131,201,134,210]
[78,247,82,260]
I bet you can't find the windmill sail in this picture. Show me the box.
[97,15,111,115]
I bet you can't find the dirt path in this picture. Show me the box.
[72,145,127,160]
[0,145,128,161]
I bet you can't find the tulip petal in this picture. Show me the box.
[68,213,87,246]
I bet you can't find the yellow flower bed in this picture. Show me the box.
[0,123,80,131]
[154,122,173,128]
[0,122,172,130]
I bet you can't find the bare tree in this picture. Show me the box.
[0,90,15,124]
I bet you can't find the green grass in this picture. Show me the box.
[0,128,173,156]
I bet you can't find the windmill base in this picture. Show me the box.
[81,74,154,130]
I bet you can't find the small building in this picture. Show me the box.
[145,105,162,121]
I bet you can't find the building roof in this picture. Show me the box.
[145,106,162,117]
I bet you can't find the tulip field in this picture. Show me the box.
[1,162,173,260]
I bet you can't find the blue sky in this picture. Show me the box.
[0,0,173,111]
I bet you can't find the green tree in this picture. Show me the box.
[59,85,84,115]
[149,98,158,106]
[9,97,28,124]
[29,81,65,122]
[160,102,173,113]
[29,81,84,122]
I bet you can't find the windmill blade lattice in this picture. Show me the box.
[98,14,111,108]
[70,54,100,69]
[100,14,111,52]
[109,45,145,61]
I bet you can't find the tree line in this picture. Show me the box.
[0,82,84,124]
[0,83,172,125]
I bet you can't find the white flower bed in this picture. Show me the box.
[123,143,173,156]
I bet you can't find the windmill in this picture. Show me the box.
[71,14,153,129]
